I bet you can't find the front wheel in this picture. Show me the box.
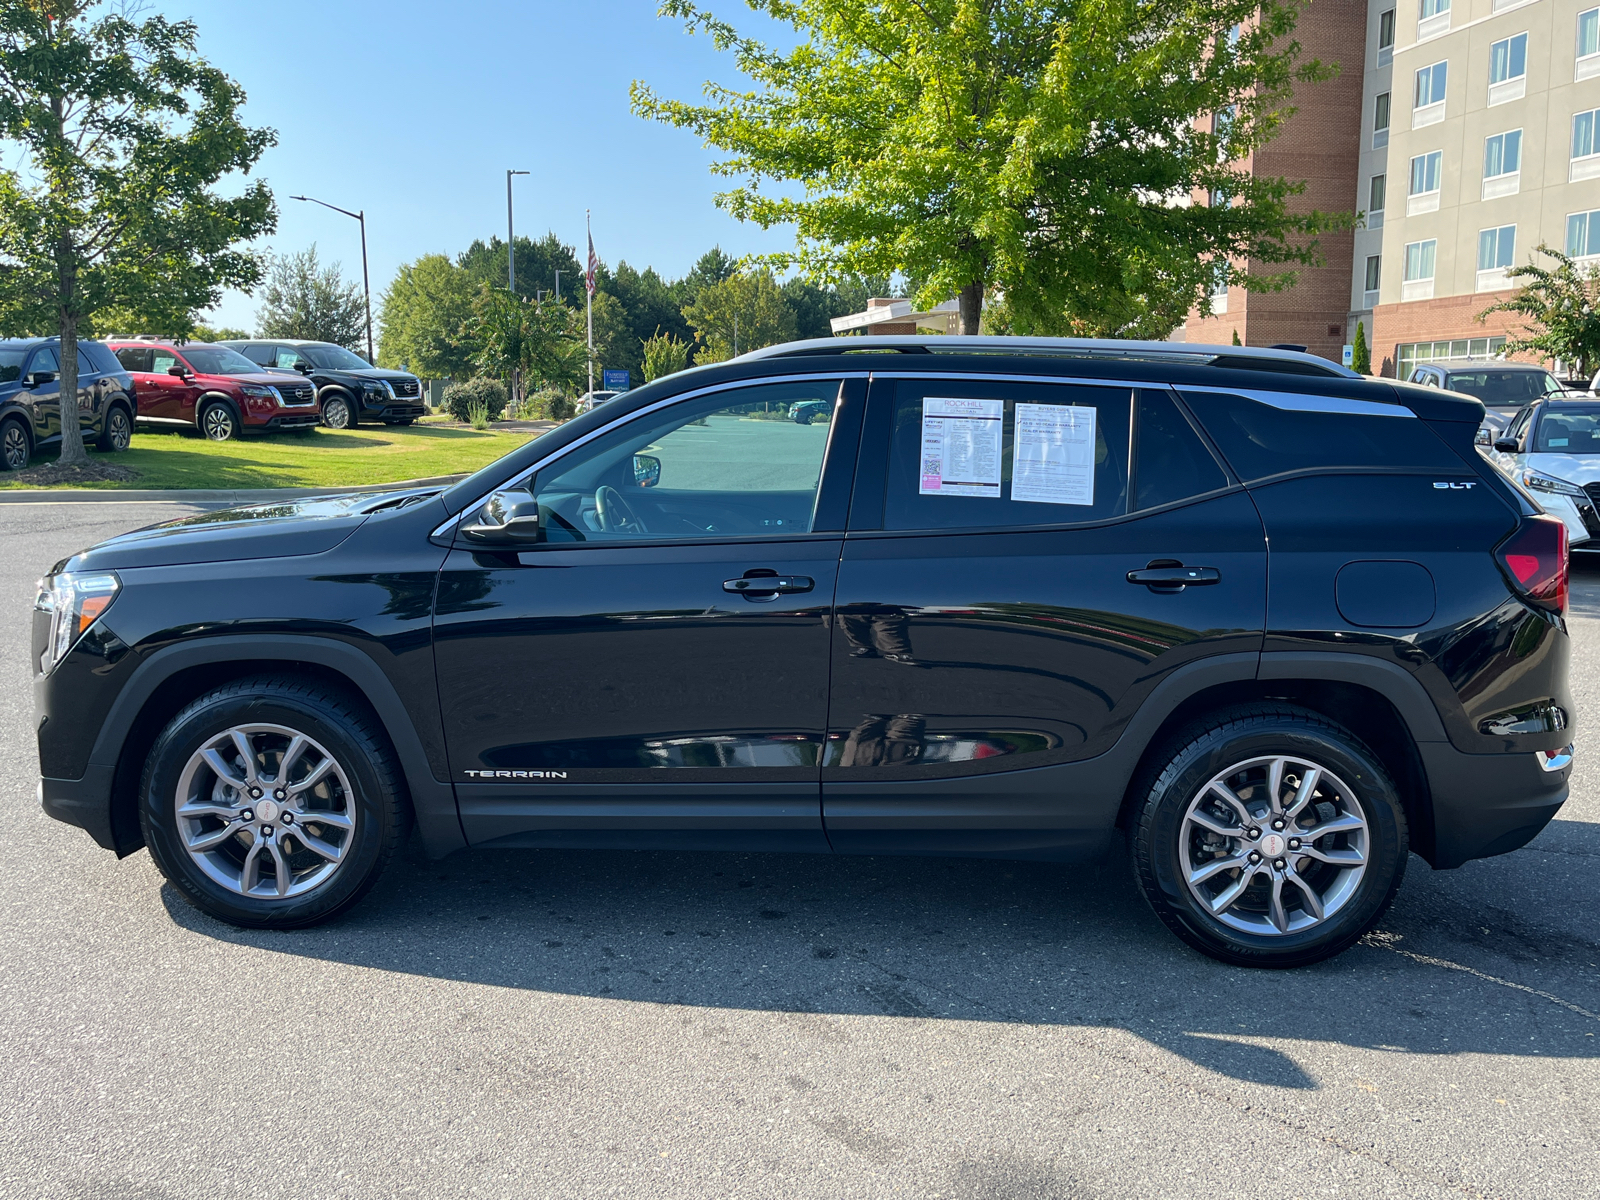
[1130,705,1407,968]
[139,677,410,929]
[0,418,29,470]
[321,396,353,429]
[97,404,132,452]
[199,401,240,442]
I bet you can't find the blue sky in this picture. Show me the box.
[172,0,796,331]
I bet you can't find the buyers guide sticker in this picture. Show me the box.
[1012,403,1095,506]
[920,398,1002,497]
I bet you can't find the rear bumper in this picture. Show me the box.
[1419,741,1569,868]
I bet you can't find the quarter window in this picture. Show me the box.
[1484,130,1522,177]
[1134,390,1228,510]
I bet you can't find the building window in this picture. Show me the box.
[1210,263,1229,314]
[1379,9,1396,64]
[1580,8,1599,80]
[1408,150,1443,214]
[1419,0,1451,38]
[1483,129,1523,196]
[1373,91,1391,147]
[1477,225,1516,291]
[1364,255,1382,294]
[1568,210,1600,260]
[1414,62,1448,126]
[1370,173,1387,214]
[1403,239,1437,301]
[1574,109,1600,180]
[1488,33,1528,104]
[1398,337,1507,378]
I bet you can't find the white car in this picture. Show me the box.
[1488,397,1600,552]
[575,390,619,414]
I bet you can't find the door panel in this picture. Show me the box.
[26,348,59,439]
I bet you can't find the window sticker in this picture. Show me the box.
[1012,403,1096,505]
[919,397,1003,497]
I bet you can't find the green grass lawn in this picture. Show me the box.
[5,423,542,490]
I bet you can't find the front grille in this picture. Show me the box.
[387,378,421,399]
[275,382,316,406]
[1585,482,1600,507]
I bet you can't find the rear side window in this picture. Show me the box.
[239,344,274,366]
[77,341,116,375]
[882,380,1131,530]
[1180,389,1462,480]
[1135,390,1229,509]
[115,347,153,372]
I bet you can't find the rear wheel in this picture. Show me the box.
[97,403,132,451]
[321,395,352,429]
[0,417,29,470]
[140,677,409,929]
[199,401,239,442]
[1130,705,1407,968]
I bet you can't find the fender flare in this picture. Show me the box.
[1256,651,1449,742]
[195,391,242,428]
[95,634,464,857]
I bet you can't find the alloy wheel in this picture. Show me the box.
[173,723,358,900]
[202,405,236,441]
[108,408,131,450]
[323,398,350,429]
[1179,754,1369,936]
[1,422,26,470]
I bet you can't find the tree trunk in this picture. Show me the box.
[957,281,984,336]
[56,251,88,467]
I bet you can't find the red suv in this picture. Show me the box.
[108,341,321,440]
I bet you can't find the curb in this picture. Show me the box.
[0,472,469,504]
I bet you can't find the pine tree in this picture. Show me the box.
[1232,329,1242,346]
[1352,320,1371,374]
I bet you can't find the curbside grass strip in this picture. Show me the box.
[0,472,470,504]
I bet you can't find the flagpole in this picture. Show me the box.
[585,209,594,395]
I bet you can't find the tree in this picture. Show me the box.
[256,245,366,350]
[588,289,640,385]
[1477,245,1600,379]
[634,0,1343,338]
[378,253,478,378]
[642,328,691,381]
[1351,320,1370,374]
[1232,329,1242,346]
[682,269,796,362]
[472,289,587,396]
[0,2,275,465]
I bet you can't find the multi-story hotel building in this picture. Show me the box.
[1184,0,1600,378]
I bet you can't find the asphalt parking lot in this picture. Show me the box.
[1,502,1596,1200]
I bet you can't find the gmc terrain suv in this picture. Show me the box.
[0,337,135,470]
[222,339,424,428]
[109,341,321,440]
[34,337,1573,967]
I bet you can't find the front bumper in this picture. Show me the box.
[371,403,425,420]
[258,411,322,430]
[1420,741,1570,867]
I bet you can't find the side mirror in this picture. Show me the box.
[1474,428,1493,447]
[296,362,314,375]
[26,370,56,387]
[1493,437,1520,453]
[460,489,542,544]
[166,364,189,378]
[633,453,661,489]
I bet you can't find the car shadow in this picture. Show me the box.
[162,820,1600,1091]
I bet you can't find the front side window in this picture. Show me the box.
[28,347,59,376]
[1369,173,1387,212]
[1534,407,1600,452]
[1575,110,1598,160]
[525,379,841,543]
[1375,92,1392,131]
[273,348,308,370]
[1414,61,1448,107]
[1478,225,1516,271]
[1485,130,1523,177]
[1490,34,1528,83]
[1365,255,1383,291]
[1579,7,1598,58]
[1409,150,1442,195]
[881,380,1132,531]
[1569,210,1600,257]
[1404,239,1438,281]
[151,349,180,374]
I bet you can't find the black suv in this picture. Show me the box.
[0,337,135,470]
[34,338,1573,967]
[221,339,424,429]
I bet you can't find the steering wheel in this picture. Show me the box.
[595,485,648,535]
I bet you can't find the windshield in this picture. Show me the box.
[0,347,28,384]
[303,344,372,370]
[181,347,265,375]
[1533,407,1600,454]
[1449,369,1562,404]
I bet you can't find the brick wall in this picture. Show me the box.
[1368,290,1534,376]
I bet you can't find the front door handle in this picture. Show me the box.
[1127,564,1221,592]
[723,573,814,598]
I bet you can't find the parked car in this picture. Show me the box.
[221,340,424,429]
[790,398,831,424]
[35,335,1572,969]
[0,337,134,470]
[108,341,320,441]
[1407,361,1567,436]
[575,390,619,415]
[1486,397,1600,554]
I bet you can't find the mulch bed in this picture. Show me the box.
[9,459,140,486]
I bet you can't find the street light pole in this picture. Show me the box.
[553,269,562,303]
[506,170,529,293]
[291,194,374,365]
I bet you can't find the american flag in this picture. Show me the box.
[586,230,597,296]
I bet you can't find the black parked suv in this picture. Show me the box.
[221,339,424,429]
[0,337,135,470]
[34,337,1573,967]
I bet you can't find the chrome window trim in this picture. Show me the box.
[866,370,1167,390]
[1178,384,1419,419]
[431,371,870,538]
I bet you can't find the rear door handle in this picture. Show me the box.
[723,574,814,597]
[1127,565,1221,591]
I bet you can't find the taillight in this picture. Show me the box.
[1495,515,1568,616]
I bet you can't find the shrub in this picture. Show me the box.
[528,388,576,421]
[443,377,507,424]
[642,329,690,381]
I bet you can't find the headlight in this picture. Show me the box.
[1522,471,1587,498]
[240,385,275,397]
[364,381,386,394]
[34,571,120,672]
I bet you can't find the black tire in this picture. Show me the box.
[139,676,411,929]
[321,394,353,429]
[97,402,133,452]
[794,412,813,425]
[199,400,240,442]
[1130,704,1407,968]
[0,416,29,470]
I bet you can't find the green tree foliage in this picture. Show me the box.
[378,252,478,378]
[1478,246,1600,379]
[193,324,251,342]
[682,269,797,362]
[1232,329,1242,346]
[0,1,275,464]
[472,289,587,395]
[608,261,694,357]
[1351,320,1370,374]
[257,245,366,350]
[642,329,691,380]
[634,0,1345,338]
[459,233,583,301]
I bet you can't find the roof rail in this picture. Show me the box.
[736,335,1359,378]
